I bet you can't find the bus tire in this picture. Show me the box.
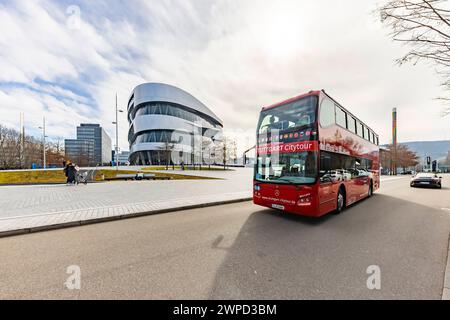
[335,186,346,214]
[368,180,373,197]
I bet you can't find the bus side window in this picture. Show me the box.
[357,122,364,138]
[348,117,357,134]
[335,107,347,128]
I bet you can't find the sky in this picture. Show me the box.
[0,0,449,154]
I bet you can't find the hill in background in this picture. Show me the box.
[383,140,450,162]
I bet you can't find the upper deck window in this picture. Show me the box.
[335,107,347,129]
[258,95,317,134]
[348,117,357,134]
[357,121,364,138]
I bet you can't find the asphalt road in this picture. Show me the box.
[1,175,449,299]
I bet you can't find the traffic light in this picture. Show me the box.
[427,156,431,165]
[432,160,437,172]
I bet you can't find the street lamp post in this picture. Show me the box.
[112,94,124,171]
[38,117,47,170]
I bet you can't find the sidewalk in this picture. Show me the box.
[0,170,401,237]
[0,168,253,236]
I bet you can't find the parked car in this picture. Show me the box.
[410,173,442,189]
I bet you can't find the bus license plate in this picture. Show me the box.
[272,204,285,210]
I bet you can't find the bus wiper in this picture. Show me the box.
[265,177,295,185]
[276,178,296,185]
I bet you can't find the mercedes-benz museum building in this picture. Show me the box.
[127,83,223,165]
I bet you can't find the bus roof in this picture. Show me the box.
[261,89,378,138]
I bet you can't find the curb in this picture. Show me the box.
[0,197,253,239]
[443,234,450,300]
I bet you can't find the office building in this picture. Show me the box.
[112,150,130,165]
[64,139,95,167]
[65,124,112,166]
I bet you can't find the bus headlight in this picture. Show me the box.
[254,185,261,191]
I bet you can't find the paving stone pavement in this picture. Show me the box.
[0,168,253,234]
[0,169,401,235]
[0,191,252,233]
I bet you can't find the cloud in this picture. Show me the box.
[0,0,449,156]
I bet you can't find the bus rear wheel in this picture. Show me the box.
[335,188,345,214]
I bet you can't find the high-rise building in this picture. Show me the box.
[64,139,95,166]
[65,124,112,166]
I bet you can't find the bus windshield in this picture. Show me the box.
[255,152,317,184]
[258,96,317,134]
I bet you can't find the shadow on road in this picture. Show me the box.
[208,194,450,300]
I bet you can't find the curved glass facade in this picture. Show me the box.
[130,130,192,148]
[130,102,221,129]
[128,83,223,165]
[129,150,185,166]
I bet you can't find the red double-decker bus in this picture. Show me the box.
[253,90,380,217]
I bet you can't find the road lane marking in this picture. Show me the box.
[380,177,406,182]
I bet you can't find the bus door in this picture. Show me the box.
[351,169,369,200]
[319,175,337,213]
[318,155,338,213]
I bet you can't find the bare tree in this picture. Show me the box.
[47,138,65,167]
[0,124,65,169]
[217,136,238,169]
[382,143,421,172]
[25,135,45,168]
[202,139,217,168]
[379,0,450,115]
[0,124,21,169]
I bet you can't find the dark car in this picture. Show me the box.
[410,173,442,189]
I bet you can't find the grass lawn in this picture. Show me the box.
[96,169,217,181]
[0,168,217,185]
[0,170,67,185]
[141,165,233,171]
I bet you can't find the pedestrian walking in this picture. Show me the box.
[63,161,71,184]
[67,163,77,185]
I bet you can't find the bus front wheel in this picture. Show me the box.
[368,180,373,197]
